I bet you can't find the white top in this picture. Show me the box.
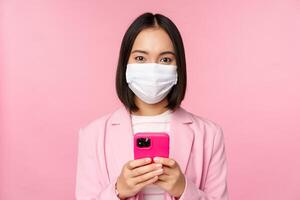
[130,109,173,200]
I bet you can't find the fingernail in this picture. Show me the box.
[154,157,160,162]
[145,158,151,162]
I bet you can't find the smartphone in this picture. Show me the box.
[134,132,169,162]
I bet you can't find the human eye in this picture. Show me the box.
[134,56,146,63]
[160,57,173,64]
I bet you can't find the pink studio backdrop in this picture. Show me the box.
[1,0,300,199]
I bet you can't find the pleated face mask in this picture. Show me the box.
[125,63,178,104]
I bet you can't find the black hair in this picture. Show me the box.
[115,12,187,112]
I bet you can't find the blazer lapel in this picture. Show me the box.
[169,107,194,174]
[105,106,134,182]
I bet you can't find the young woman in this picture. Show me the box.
[75,12,229,200]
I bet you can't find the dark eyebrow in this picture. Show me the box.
[131,50,176,56]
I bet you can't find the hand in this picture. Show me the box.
[152,157,186,198]
[116,158,164,199]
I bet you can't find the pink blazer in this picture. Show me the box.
[75,106,229,200]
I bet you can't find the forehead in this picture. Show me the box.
[131,27,175,53]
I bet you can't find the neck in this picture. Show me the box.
[131,97,169,116]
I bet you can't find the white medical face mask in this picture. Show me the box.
[126,63,178,104]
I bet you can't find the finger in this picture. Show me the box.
[136,175,159,191]
[132,168,164,185]
[153,157,177,168]
[127,158,152,170]
[161,166,172,175]
[157,174,169,181]
[131,163,163,177]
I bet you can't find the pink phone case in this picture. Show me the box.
[134,132,169,162]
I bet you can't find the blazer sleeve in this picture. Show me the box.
[75,127,120,200]
[177,126,229,200]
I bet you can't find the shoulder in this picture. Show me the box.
[179,107,226,155]
[78,107,121,138]
[179,106,224,138]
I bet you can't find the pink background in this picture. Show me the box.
[1,0,300,199]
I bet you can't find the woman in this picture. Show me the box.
[75,12,229,200]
